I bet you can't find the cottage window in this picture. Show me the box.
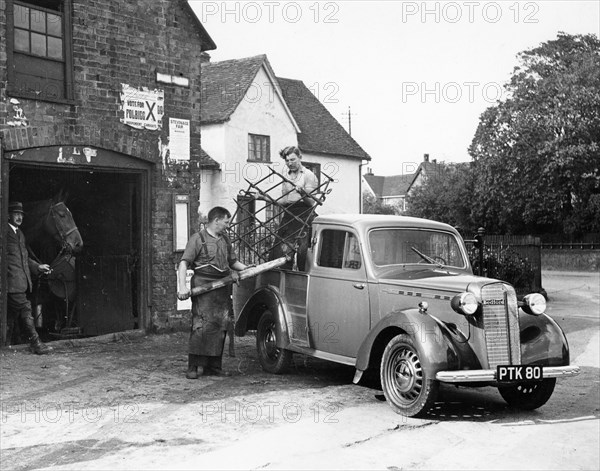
[248,134,271,162]
[7,0,74,102]
[302,161,321,186]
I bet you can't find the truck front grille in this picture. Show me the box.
[481,283,521,368]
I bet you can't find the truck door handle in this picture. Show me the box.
[353,283,365,290]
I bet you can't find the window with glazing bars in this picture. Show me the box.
[8,0,73,101]
[248,134,271,162]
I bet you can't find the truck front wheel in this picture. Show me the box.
[498,378,556,410]
[380,334,439,417]
[256,310,292,374]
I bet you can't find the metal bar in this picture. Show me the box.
[243,182,310,230]
[189,256,290,298]
[503,290,512,363]
[436,365,580,382]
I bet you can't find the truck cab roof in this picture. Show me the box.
[312,214,460,234]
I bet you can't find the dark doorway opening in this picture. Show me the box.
[9,163,143,339]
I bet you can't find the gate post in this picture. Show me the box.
[476,227,485,276]
[0,134,7,346]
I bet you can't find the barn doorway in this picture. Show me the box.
[8,162,147,339]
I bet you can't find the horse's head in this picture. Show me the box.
[45,202,83,254]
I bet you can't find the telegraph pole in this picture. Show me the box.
[342,106,356,136]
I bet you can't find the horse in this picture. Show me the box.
[20,193,83,337]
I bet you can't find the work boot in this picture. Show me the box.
[186,366,203,380]
[22,314,50,354]
[204,367,231,377]
[30,337,50,355]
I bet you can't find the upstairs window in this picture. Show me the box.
[7,0,73,102]
[14,2,63,59]
[303,161,321,186]
[248,134,271,162]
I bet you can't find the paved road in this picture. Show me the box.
[1,271,598,470]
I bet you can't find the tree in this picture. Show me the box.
[469,33,600,235]
[405,162,477,232]
[362,192,399,215]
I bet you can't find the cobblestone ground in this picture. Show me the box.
[1,331,378,471]
[1,331,359,408]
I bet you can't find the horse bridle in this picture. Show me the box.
[48,203,79,262]
[34,203,79,304]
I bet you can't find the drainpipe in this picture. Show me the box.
[359,161,368,214]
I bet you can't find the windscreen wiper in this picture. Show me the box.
[410,246,444,269]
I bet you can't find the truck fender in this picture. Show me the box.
[355,309,462,374]
[519,311,570,366]
[235,286,290,347]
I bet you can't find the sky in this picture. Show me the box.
[189,0,600,175]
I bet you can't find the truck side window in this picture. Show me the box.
[318,230,362,270]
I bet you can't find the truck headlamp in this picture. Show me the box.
[521,293,546,316]
[451,292,479,316]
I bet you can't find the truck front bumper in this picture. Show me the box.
[436,365,580,383]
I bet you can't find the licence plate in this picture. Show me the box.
[497,365,543,381]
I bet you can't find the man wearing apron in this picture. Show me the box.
[177,206,250,379]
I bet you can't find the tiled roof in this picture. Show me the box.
[364,173,414,198]
[200,55,267,124]
[409,160,443,187]
[364,174,384,196]
[366,158,446,198]
[199,147,219,169]
[383,174,414,196]
[277,77,371,161]
[199,55,371,161]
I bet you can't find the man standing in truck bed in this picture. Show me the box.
[273,146,319,271]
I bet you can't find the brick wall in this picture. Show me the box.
[0,0,211,333]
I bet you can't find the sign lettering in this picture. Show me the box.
[119,84,164,130]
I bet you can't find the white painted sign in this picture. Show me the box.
[120,84,164,130]
[169,118,190,161]
[174,194,190,251]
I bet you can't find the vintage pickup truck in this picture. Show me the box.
[233,214,580,417]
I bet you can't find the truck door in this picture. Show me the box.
[307,228,370,357]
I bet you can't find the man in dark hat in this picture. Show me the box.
[6,201,51,354]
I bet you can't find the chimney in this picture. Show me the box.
[423,153,429,162]
[200,52,211,63]
[366,167,373,175]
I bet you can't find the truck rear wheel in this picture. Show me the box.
[256,310,292,374]
[498,378,556,410]
[380,334,438,417]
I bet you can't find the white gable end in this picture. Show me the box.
[200,66,299,215]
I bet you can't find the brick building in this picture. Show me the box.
[0,0,216,344]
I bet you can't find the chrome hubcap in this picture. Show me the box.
[389,348,423,403]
